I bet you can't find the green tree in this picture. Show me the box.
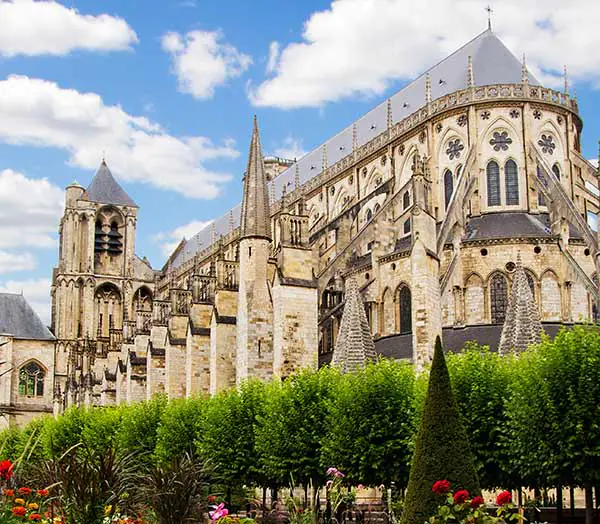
[256,367,340,488]
[400,337,480,524]
[446,344,513,489]
[322,359,415,488]
[155,397,205,463]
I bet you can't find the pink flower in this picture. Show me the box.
[357,484,365,490]
[326,467,338,476]
[209,503,229,521]
[334,470,345,478]
[326,480,333,489]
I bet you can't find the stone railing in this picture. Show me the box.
[153,300,171,326]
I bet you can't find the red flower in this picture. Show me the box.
[29,514,42,521]
[432,480,451,494]
[19,487,33,496]
[207,495,217,503]
[12,506,27,516]
[453,490,470,504]
[0,460,13,480]
[3,489,15,497]
[496,490,512,506]
[36,489,49,497]
[471,496,485,508]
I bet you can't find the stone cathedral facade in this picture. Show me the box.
[43,28,600,410]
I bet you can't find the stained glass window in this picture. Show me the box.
[444,169,454,208]
[490,273,508,324]
[399,286,412,334]
[505,159,519,205]
[403,191,410,209]
[487,161,501,206]
[403,218,411,234]
[18,362,45,397]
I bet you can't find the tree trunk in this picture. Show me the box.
[585,483,594,524]
[557,484,563,524]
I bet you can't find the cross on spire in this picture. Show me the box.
[485,5,493,30]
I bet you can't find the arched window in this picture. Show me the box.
[552,163,561,180]
[403,192,410,209]
[537,165,547,207]
[403,218,411,234]
[490,273,508,324]
[525,272,536,298]
[365,209,373,222]
[505,160,519,205]
[444,169,454,208]
[374,203,381,213]
[19,362,45,397]
[487,161,501,206]
[399,286,412,334]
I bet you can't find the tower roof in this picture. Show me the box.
[331,277,376,373]
[498,256,543,355]
[0,293,55,341]
[240,117,271,240]
[85,161,137,207]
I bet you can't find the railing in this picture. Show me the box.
[153,300,171,326]
[171,288,192,315]
[217,261,239,290]
[191,275,216,303]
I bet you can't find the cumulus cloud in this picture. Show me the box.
[0,0,138,57]
[271,136,307,160]
[0,252,35,274]
[0,169,64,249]
[266,41,280,74]
[162,30,252,99]
[0,278,52,324]
[154,219,214,257]
[0,75,239,198]
[249,0,600,108]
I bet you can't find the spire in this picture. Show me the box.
[85,161,137,207]
[331,277,376,373]
[564,65,569,95]
[485,5,493,31]
[498,255,543,355]
[425,73,432,105]
[467,55,474,88]
[240,116,271,240]
[521,54,528,85]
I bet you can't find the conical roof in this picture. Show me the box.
[331,277,376,373]
[498,256,543,355]
[240,116,271,240]
[85,161,137,207]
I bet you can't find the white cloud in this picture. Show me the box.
[249,0,600,108]
[266,41,280,74]
[0,278,51,324]
[0,75,239,198]
[154,219,214,257]
[162,30,252,99]
[0,252,35,274]
[271,136,307,161]
[0,169,64,249]
[0,0,138,57]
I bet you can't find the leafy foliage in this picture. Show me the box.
[401,337,480,524]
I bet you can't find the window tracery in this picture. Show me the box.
[19,362,45,397]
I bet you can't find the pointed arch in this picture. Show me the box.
[487,160,501,206]
[444,169,454,208]
[504,158,519,205]
[540,269,561,321]
[465,272,485,324]
[395,284,412,335]
[380,287,395,336]
[489,272,508,324]
[18,360,47,397]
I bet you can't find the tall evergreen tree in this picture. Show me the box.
[400,337,480,524]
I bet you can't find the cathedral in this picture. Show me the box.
[2,27,599,418]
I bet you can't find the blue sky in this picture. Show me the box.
[0,0,599,322]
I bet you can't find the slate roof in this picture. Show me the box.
[170,29,539,270]
[0,293,55,341]
[85,161,137,207]
[464,212,553,240]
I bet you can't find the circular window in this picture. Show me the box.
[585,248,591,256]
[505,262,516,272]
[480,248,488,256]
[534,246,542,254]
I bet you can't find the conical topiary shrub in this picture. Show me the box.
[400,336,480,524]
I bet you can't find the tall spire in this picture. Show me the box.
[331,277,376,373]
[521,54,528,85]
[240,116,271,240]
[498,255,543,355]
[563,65,569,95]
[467,55,474,88]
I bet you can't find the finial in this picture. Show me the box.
[521,54,528,85]
[563,65,569,95]
[253,114,258,130]
[573,86,578,101]
[294,162,300,190]
[101,150,106,165]
[322,144,328,171]
[387,99,392,129]
[425,73,432,105]
[485,5,493,30]
[467,55,474,88]
[352,123,358,151]
[228,209,234,232]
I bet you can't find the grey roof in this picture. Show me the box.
[241,117,271,240]
[85,161,137,207]
[0,293,55,341]
[170,29,539,270]
[498,256,543,354]
[331,277,376,373]
[464,212,552,240]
